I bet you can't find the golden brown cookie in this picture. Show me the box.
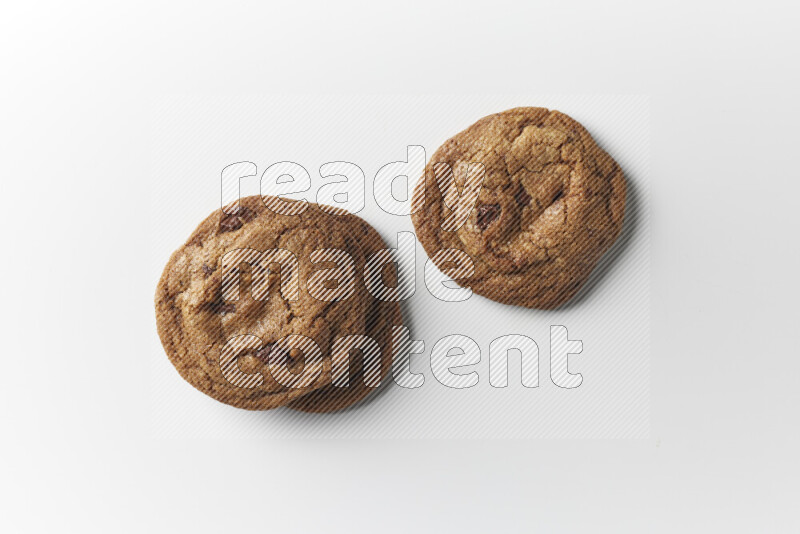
[155,195,402,412]
[411,107,626,309]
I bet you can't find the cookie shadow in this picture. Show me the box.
[558,166,643,311]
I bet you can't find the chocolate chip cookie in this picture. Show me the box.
[155,195,402,412]
[412,107,626,309]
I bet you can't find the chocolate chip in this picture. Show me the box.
[237,207,256,222]
[209,301,236,315]
[476,204,501,230]
[515,188,531,206]
[255,344,296,365]
[219,213,243,233]
[552,190,564,203]
[218,303,236,315]
[219,207,256,233]
[254,344,274,363]
[201,264,214,276]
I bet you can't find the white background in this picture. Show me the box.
[2,0,798,532]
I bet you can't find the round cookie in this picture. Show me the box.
[155,195,402,412]
[411,107,626,309]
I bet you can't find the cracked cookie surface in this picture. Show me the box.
[155,195,402,412]
[411,107,626,309]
